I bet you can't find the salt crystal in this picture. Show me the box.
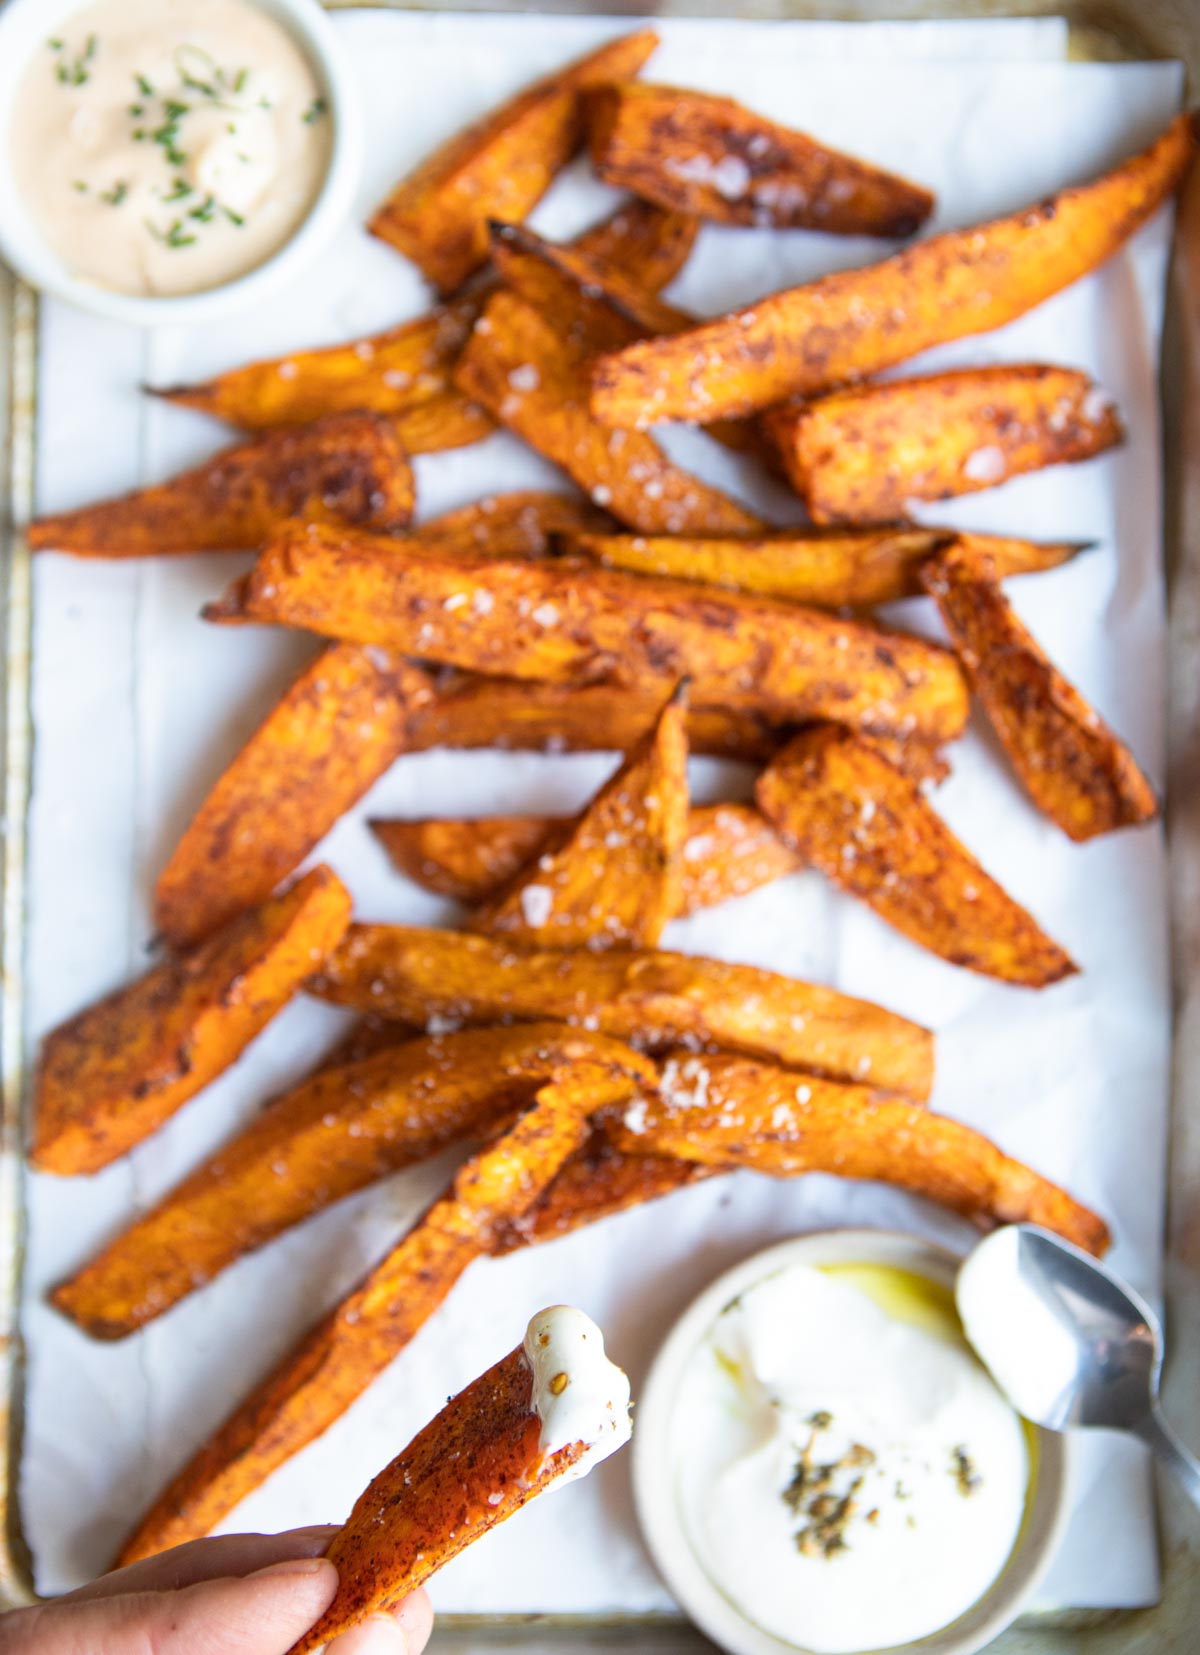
[520,885,554,927]
[962,444,1007,485]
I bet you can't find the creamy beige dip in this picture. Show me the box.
[10,0,331,296]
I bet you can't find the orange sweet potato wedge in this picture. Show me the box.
[756,726,1077,986]
[921,541,1158,841]
[32,867,352,1176]
[493,1126,713,1251]
[374,802,799,914]
[152,201,695,453]
[53,1025,654,1339]
[587,81,933,236]
[455,290,763,532]
[311,924,935,1101]
[27,412,414,557]
[117,1063,627,1563]
[610,1052,1108,1253]
[287,1318,628,1655]
[472,683,689,947]
[590,112,1198,425]
[369,29,659,292]
[154,651,435,949]
[205,523,969,743]
[764,365,1123,523]
[569,526,1090,609]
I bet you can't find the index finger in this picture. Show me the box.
[63,1526,341,1602]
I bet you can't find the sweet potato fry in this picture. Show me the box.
[369,29,659,292]
[392,391,496,454]
[154,650,434,949]
[569,526,1090,608]
[493,1126,713,1252]
[310,924,935,1101]
[921,542,1158,840]
[756,727,1077,986]
[765,365,1123,523]
[206,524,969,742]
[53,1025,654,1339]
[587,81,933,236]
[570,198,699,291]
[117,1066,627,1563]
[590,112,1198,425]
[287,1308,630,1655]
[32,867,352,1176]
[373,802,799,914]
[409,674,782,761]
[472,684,688,947]
[455,291,762,532]
[610,1051,1108,1254]
[26,412,414,557]
[405,490,613,559]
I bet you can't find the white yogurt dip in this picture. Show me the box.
[10,0,331,296]
[673,1262,1030,1653]
[524,1305,632,1485]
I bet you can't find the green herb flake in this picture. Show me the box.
[147,216,198,250]
[135,73,155,97]
[189,195,216,222]
[302,96,328,125]
[232,68,249,93]
[72,180,89,194]
[101,180,129,207]
[163,178,193,202]
[223,205,246,227]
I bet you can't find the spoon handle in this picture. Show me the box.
[1138,1408,1200,1513]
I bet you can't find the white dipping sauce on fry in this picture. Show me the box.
[674,1263,1030,1653]
[10,0,330,296]
[524,1305,632,1483]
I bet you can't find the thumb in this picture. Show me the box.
[8,1555,338,1655]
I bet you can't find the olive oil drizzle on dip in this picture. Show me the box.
[675,1263,1030,1654]
[11,0,331,296]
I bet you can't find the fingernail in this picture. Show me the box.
[253,1556,336,1581]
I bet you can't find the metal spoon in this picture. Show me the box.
[955,1223,1200,1511]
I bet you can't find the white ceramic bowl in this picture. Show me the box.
[634,1229,1070,1655]
[0,0,363,327]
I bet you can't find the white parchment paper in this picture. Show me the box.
[18,8,1182,1618]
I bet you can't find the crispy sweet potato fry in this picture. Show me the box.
[154,651,434,949]
[405,490,613,558]
[610,1051,1108,1253]
[473,684,688,947]
[921,542,1158,840]
[373,802,799,914]
[756,727,1077,986]
[456,291,763,532]
[494,1126,713,1251]
[587,81,933,236]
[765,365,1123,523]
[311,924,935,1101]
[569,526,1090,608]
[206,524,969,742]
[117,1066,626,1563]
[27,413,414,557]
[53,1025,654,1339]
[590,112,1198,425]
[369,30,659,292]
[33,867,352,1176]
[287,1314,628,1655]
[153,201,694,452]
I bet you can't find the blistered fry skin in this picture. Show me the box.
[375,802,801,914]
[392,390,496,453]
[27,413,414,557]
[921,542,1158,841]
[286,1342,605,1655]
[154,650,434,949]
[569,526,1089,609]
[117,1069,621,1563]
[611,1051,1108,1254]
[53,1025,654,1339]
[590,112,1198,425]
[402,491,615,559]
[765,365,1123,523]
[570,198,699,290]
[456,291,762,533]
[473,684,689,947]
[33,868,352,1176]
[206,524,969,743]
[369,29,659,292]
[587,81,933,236]
[310,924,935,1101]
[756,727,1077,986]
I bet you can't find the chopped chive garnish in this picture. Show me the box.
[147,217,198,249]
[223,206,246,227]
[135,72,154,96]
[72,180,88,193]
[233,67,248,92]
[101,181,129,206]
[163,177,192,201]
[302,97,327,124]
[163,99,190,120]
[189,195,216,222]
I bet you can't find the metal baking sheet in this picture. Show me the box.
[3,5,1199,1650]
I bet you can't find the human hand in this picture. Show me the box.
[0,1526,433,1655]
